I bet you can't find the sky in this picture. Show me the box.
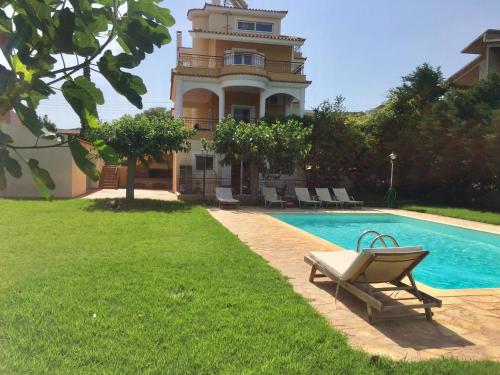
[36,0,500,129]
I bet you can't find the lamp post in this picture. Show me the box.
[389,152,397,189]
[386,152,397,207]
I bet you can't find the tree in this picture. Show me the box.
[89,110,194,200]
[211,117,311,193]
[305,97,368,188]
[0,0,175,198]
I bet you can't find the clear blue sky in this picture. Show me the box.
[38,0,500,128]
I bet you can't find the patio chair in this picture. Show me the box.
[332,188,364,208]
[295,188,320,208]
[315,188,341,208]
[215,187,240,209]
[304,246,442,323]
[263,187,286,208]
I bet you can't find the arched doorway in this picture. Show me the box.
[182,88,220,131]
[265,93,301,118]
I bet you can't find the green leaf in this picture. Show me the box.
[11,55,32,82]
[93,139,119,165]
[97,51,146,109]
[0,148,22,178]
[62,76,103,129]
[69,140,100,181]
[12,103,44,136]
[27,159,55,199]
[54,8,76,53]
[0,130,13,145]
[128,0,175,26]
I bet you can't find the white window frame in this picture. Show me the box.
[231,105,256,123]
[236,19,274,33]
[194,154,215,172]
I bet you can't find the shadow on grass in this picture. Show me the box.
[85,199,195,213]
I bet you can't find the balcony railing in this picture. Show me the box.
[183,117,218,131]
[177,53,304,75]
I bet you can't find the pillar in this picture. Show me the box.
[172,80,184,193]
[259,90,267,118]
[218,89,225,120]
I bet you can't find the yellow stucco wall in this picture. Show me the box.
[0,119,89,198]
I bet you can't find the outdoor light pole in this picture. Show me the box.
[389,152,396,189]
[386,152,397,207]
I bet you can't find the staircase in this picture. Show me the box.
[99,166,119,189]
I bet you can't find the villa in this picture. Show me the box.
[169,0,310,195]
[450,29,500,88]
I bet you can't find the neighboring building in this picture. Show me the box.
[450,29,500,88]
[170,0,310,195]
[0,112,99,198]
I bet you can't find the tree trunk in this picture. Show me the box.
[126,156,137,200]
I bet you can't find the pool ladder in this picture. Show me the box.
[356,230,400,252]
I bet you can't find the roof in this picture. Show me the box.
[56,129,81,135]
[448,55,483,83]
[188,3,288,20]
[190,29,305,43]
[462,29,500,54]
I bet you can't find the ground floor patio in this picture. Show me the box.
[209,207,500,361]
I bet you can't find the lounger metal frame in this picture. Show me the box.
[304,251,442,323]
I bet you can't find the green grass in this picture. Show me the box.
[401,205,500,225]
[0,199,498,374]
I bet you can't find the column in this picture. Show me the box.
[259,90,267,118]
[299,90,306,117]
[218,89,225,120]
[174,80,184,119]
[172,80,184,193]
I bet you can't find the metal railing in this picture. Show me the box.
[178,177,234,195]
[183,117,218,131]
[177,53,304,75]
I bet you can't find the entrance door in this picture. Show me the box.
[232,105,255,123]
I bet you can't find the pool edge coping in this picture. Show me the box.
[263,208,500,297]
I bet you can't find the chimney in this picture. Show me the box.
[212,0,221,5]
[176,31,182,50]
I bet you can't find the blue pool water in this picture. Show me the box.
[272,213,500,289]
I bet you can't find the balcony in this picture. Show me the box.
[183,117,218,132]
[177,52,305,76]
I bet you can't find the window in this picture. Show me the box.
[233,53,253,65]
[195,155,214,171]
[237,20,273,33]
[233,107,253,123]
[256,22,273,32]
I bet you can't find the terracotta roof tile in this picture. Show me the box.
[188,4,288,16]
[190,29,305,42]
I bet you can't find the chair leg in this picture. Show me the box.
[309,265,317,282]
[334,281,341,304]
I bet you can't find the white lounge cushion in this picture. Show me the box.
[309,246,425,283]
[309,250,359,279]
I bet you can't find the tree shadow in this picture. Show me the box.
[313,279,475,350]
[85,198,194,213]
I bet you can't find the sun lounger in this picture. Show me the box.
[295,188,320,208]
[332,188,364,208]
[304,246,442,323]
[263,187,286,208]
[315,188,341,208]
[215,187,240,209]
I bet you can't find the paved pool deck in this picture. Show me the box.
[209,207,500,361]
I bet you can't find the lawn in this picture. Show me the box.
[401,205,500,225]
[0,199,498,374]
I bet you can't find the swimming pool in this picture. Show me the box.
[272,213,500,290]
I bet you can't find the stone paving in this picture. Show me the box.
[209,207,500,361]
[82,189,179,201]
